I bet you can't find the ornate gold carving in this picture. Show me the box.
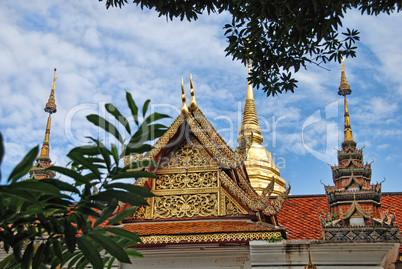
[154,194,218,219]
[222,188,248,215]
[132,205,146,219]
[161,142,209,168]
[140,231,282,244]
[156,171,218,190]
[153,187,219,196]
[226,197,245,215]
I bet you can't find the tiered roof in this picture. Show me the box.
[319,60,400,243]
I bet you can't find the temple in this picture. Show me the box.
[29,68,58,180]
[5,63,401,268]
[117,63,401,268]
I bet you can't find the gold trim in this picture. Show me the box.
[139,231,281,244]
[153,187,220,196]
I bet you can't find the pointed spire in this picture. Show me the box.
[238,61,262,143]
[181,78,189,118]
[38,68,58,161]
[189,74,197,111]
[30,68,58,179]
[337,59,356,147]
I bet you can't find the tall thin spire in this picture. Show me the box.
[238,61,262,144]
[337,59,355,147]
[238,61,286,195]
[38,68,57,160]
[30,68,57,179]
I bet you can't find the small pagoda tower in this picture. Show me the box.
[320,60,400,242]
[29,68,58,180]
[238,62,286,195]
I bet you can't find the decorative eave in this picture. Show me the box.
[342,173,363,189]
[123,220,285,245]
[340,200,372,220]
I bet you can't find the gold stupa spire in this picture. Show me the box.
[338,59,355,144]
[238,62,286,195]
[38,68,57,160]
[181,78,189,118]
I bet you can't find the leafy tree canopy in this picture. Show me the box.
[0,93,170,269]
[100,0,401,96]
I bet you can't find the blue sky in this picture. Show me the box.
[1,1,401,194]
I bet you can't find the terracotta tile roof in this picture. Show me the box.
[277,192,402,243]
[277,195,328,240]
[123,220,279,236]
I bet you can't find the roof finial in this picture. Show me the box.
[337,60,355,146]
[338,57,351,97]
[181,78,189,118]
[45,68,57,114]
[30,68,58,179]
[189,74,197,111]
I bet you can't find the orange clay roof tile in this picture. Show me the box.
[277,193,402,243]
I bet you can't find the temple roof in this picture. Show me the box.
[121,76,290,244]
[277,193,402,241]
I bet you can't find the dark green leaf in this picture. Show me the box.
[105,182,154,197]
[32,243,46,269]
[0,254,17,269]
[64,220,77,253]
[21,241,34,269]
[53,239,63,261]
[122,143,153,157]
[126,249,143,258]
[126,91,138,125]
[103,227,141,243]
[92,190,148,206]
[111,144,119,167]
[93,199,118,228]
[108,206,137,225]
[8,146,39,183]
[106,257,116,269]
[86,114,123,143]
[142,99,151,117]
[144,112,171,124]
[105,103,131,134]
[88,232,131,263]
[49,166,91,185]
[67,151,102,180]
[77,236,103,269]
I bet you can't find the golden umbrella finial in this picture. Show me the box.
[45,68,57,114]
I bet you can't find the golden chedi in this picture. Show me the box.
[238,63,286,195]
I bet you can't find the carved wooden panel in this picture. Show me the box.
[156,171,218,190]
[154,193,218,219]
